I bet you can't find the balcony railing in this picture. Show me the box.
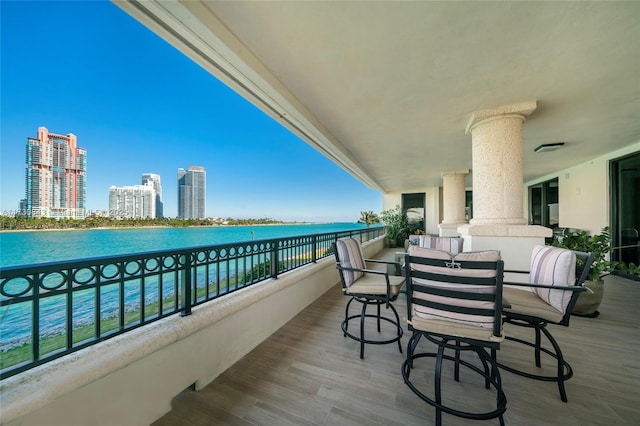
[0,226,384,379]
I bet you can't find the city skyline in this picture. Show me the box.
[0,1,381,222]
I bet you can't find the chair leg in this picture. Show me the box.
[476,346,507,423]
[535,327,542,367]
[454,340,460,382]
[405,332,421,370]
[359,301,367,359]
[542,326,569,402]
[388,302,403,354]
[376,302,381,332]
[343,297,354,336]
[434,344,445,426]
[473,346,491,389]
[491,358,506,426]
[491,348,498,381]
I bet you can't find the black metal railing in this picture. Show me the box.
[0,226,383,379]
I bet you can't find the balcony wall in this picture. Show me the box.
[0,237,386,426]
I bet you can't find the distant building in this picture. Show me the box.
[18,199,27,216]
[177,166,206,219]
[25,127,87,219]
[141,173,163,218]
[108,182,156,219]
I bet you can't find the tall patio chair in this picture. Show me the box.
[402,246,506,426]
[333,238,405,359]
[499,245,595,402]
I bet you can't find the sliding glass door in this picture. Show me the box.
[611,152,640,266]
[402,193,425,232]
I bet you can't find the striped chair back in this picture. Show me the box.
[418,236,464,255]
[405,246,504,341]
[334,238,366,287]
[529,245,576,315]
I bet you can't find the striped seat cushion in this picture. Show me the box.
[408,246,501,329]
[335,238,366,287]
[418,236,464,254]
[529,245,576,314]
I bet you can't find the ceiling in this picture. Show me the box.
[115,1,640,192]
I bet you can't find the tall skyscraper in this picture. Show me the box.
[177,166,206,219]
[141,173,163,218]
[108,181,156,219]
[25,127,87,219]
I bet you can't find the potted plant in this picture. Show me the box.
[380,205,409,248]
[552,226,618,317]
[617,261,640,281]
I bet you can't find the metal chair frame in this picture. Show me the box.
[498,250,595,402]
[333,241,404,359]
[402,251,507,426]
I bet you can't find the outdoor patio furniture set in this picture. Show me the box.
[333,237,594,426]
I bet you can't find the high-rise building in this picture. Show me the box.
[108,181,156,219]
[177,166,206,219]
[141,173,163,218]
[25,127,87,219]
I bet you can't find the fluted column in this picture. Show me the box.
[439,169,468,236]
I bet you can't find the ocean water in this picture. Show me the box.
[0,222,372,267]
[0,223,375,348]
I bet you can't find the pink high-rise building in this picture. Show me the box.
[25,127,87,218]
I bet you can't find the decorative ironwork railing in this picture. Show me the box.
[0,227,383,379]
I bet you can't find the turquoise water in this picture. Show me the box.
[0,223,376,347]
[0,222,373,267]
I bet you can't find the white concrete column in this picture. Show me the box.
[466,102,536,225]
[439,169,468,237]
[457,101,551,270]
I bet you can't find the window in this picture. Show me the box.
[402,193,425,232]
[528,178,559,228]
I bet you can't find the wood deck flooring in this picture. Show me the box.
[152,249,640,425]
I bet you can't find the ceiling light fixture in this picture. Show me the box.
[534,142,565,153]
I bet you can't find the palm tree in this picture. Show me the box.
[358,210,380,227]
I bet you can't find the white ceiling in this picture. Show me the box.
[115,1,640,192]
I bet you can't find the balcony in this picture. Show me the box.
[2,1,637,423]
[2,244,638,425]
[152,249,640,425]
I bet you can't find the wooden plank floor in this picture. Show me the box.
[153,250,640,425]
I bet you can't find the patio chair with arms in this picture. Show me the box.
[498,245,595,402]
[333,238,405,359]
[402,246,507,426]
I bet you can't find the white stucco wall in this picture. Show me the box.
[524,142,640,235]
[0,237,385,426]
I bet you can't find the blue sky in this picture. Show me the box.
[0,1,381,222]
